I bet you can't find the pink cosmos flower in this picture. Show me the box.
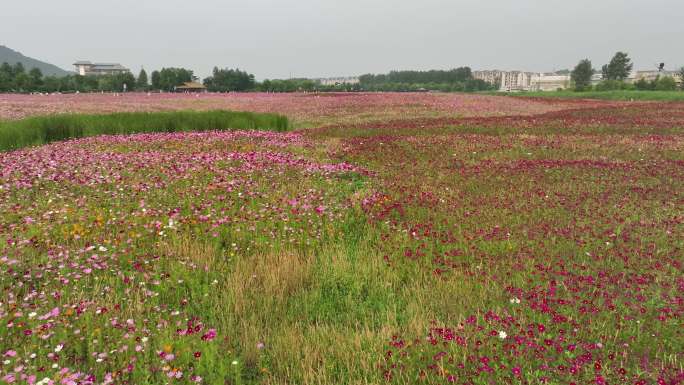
[201,329,216,341]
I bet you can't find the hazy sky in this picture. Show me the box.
[3,0,683,79]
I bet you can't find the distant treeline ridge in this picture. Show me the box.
[0,62,496,93]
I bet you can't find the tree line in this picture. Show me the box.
[0,63,199,93]
[1,62,497,93]
[358,68,496,92]
[570,52,684,92]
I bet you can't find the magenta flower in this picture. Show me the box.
[201,329,216,341]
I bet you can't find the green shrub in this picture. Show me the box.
[0,110,289,152]
[655,76,678,91]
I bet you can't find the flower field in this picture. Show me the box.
[0,93,682,385]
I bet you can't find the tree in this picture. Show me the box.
[634,78,652,91]
[355,67,495,92]
[28,68,43,91]
[14,72,30,91]
[42,76,62,93]
[0,62,12,91]
[604,52,633,81]
[136,69,149,91]
[571,59,594,91]
[157,68,193,91]
[655,76,677,91]
[203,67,256,92]
[679,67,684,90]
[12,62,25,77]
[151,70,161,90]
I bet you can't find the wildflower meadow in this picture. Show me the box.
[0,93,682,385]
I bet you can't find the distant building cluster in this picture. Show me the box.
[474,69,682,92]
[73,61,130,76]
[473,70,570,92]
[313,76,360,86]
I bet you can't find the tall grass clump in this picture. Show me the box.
[0,110,289,151]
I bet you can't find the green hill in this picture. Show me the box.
[0,45,70,77]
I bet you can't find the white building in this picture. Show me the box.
[500,71,535,91]
[475,67,683,91]
[313,76,360,86]
[472,70,502,86]
[530,73,571,91]
[591,73,604,85]
[474,70,570,91]
[73,61,130,76]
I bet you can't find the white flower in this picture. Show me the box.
[498,331,508,339]
[28,312,37,318]
[98,246,107,252]
[36,378,51,385]
[509,297,521,304]
[3,360,10,365]
[231,360,238,365]
[54,344,63,352]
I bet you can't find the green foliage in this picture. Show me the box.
[28,68,43,89]
[150,70,161,90]
[634,78,652,91]
[97,72,136,92]
[136,69,149,91]
[570,59,594,91]
[679,67,684,90]
[357,68,496,92]
[157,67,194,91]
[634,75,678,91]
[654,76,677,91]
[0,61,146,93]
[0,110,289,151]
[259,78,321,92]
[595,79,633,91]
[360,68,473,84]
[603,51,633,81]
[203,67,256,92]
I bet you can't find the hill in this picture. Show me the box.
[0,45,70,77]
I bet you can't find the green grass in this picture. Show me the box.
[0,110,289,152]
[490,89,684,101]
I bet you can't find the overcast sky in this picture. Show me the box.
[2,0,683,79]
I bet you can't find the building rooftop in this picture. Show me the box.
[90,64,128,70]
[176,82,206,89]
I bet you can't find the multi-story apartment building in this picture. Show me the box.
[530,73,571,91]
[474,70,569,91]
[472,70,502,86]
[476,67,683,91]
